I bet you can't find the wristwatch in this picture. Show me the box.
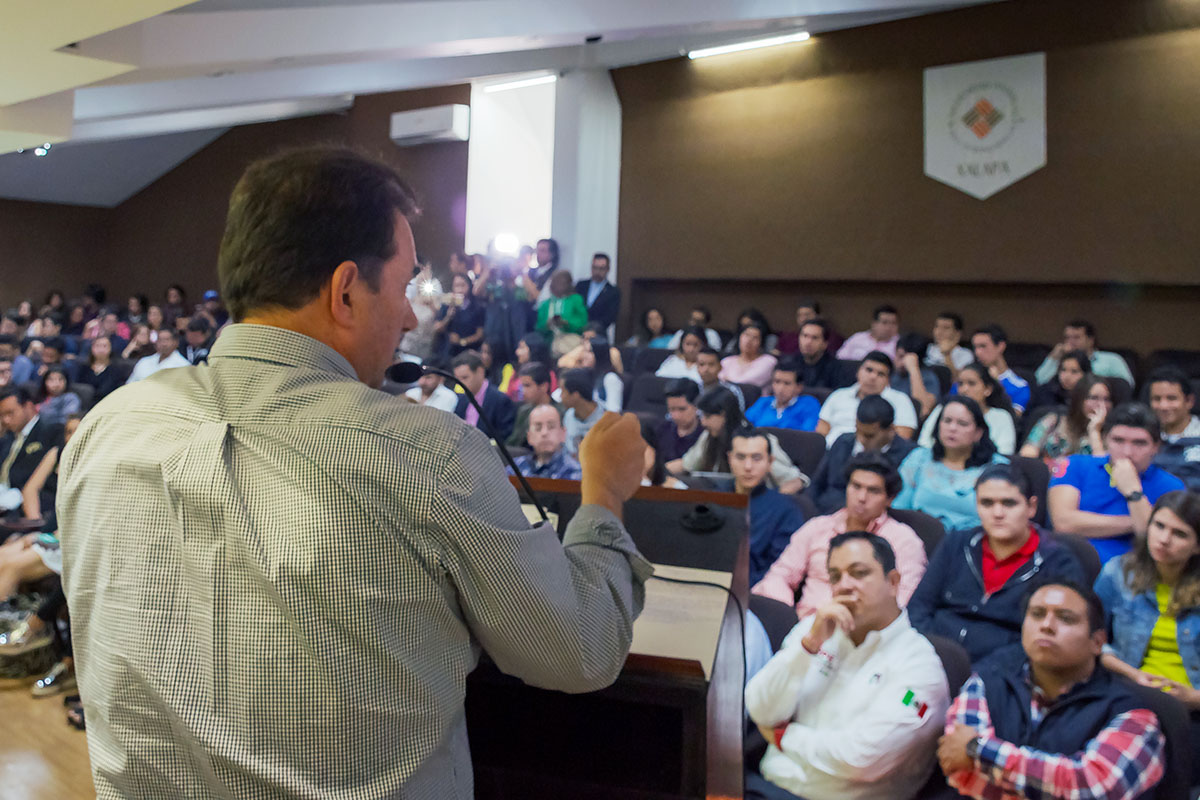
[965,734,983,762]
[1123,490,1145,503]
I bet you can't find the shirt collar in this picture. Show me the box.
[830,508,888,534]
[982,526,1040,566]
[475,379,490,404]
[774,395,798,412]
[208,323,358,381]
[19,414,39,438]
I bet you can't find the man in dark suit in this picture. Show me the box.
[0,385,65,516]
[808,394,915,514]
[574,253,621,331]
[451,351,517,442]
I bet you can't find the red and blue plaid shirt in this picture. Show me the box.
[945,668,1165,800]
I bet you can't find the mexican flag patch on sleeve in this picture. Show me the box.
[901,688,929,718]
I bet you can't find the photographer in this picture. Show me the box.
[432,273,484,357]
[473,256,533,366]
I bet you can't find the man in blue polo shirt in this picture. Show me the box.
[1048,403,1184,564]
[731,427,807,585]
[744,358,820,431]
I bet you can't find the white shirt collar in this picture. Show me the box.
[20,414,39,438]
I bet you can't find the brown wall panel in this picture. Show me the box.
[0,200,112,307]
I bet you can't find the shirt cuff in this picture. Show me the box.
[564,504,655,583]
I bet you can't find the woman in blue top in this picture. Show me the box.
[894,396,1008,531]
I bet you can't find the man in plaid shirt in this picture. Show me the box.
[938,581,1166,800]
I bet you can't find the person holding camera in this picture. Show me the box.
[433,273,484,358]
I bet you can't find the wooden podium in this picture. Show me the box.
[466,478,749,800]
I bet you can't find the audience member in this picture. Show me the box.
[503,332,555,401]
[126,328,189,383]
[627,307,672,348]
[775,299,823,355]
[895,397,1008,532]
[535,269,587,340]
[730,428,808,585]
[522,237,560,304]
[920,362,1017,455]
[451,350,517,442]
[744,358,819,431]
[122,324,156,360]
[789,318,839,389]
[17,414,79,525]
[0,358,11,388]
[938,581,1165,800]
[1035,319,1135,386]
[907,464,1084,662]
[559,368,604,455]
[506,405,582,481]
[755,453,925,619]
[125,294,148,326]
[816,352,917,446]
[1029,348,1090,410]
[696,347,746,410]
[0,336,34,385]
[575,253,620,331]
[63,304,86,337]
[719,322,777,389]
[401,263,445,362]
[200,289,230,329]
[893,333,941,420]
[1147,366,1200,442]
[745,532,949,800]
[809,395,917,514]
[925,311,974,376]
[656,379,702,461]
[655,326,706,383]
[0,385,64,516]
[638,419,687,489]
[557,322,625,375]
[404,358,458,414]
[504,362,562,448]
[578,336,622,413]
[472,257,531,367]
[970,324,1031,413]
[73,337,125,405]
[93,310,129,354]
[1020,374,1111,461]
[145,305,165,333]
[162,284,187,329]
[1049,402,1184,564]
[36,367,81,426]
[433,273,485,357]
[37,337,78,382]
[180,318,212,365]
[721,309,779,355]
[1094,490,1200,784]
[665,306,722,351]
[836,304,900,361]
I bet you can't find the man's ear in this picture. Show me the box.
[328,260,360,325]
[1090,628,1107,656]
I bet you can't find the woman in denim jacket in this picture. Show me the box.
[1094,490,1200,720]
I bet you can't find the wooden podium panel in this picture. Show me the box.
[466,479,748,799]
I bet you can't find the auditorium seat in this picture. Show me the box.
[888,507,946,560]
[1106,376,1134,405]
[759,427,826,479]
[1146,348,1200,379]
[802,386,832,405]
[1011,455,1050,528]
[1005,342,1051,371]
[626,374,672,416]
[618,345,641,375]
[737,382,763,406]
[633,348,672,376]
[68,382,94,411]
[1109,347,1141,386]
[929,364,952,398]
[834,359,860,388]
[1043,532,1101,585]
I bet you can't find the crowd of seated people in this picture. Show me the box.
[6,256,1200,798]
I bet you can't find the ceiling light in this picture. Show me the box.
[483,74,557,94]
[34,147,48,156]
[688,31,810,60]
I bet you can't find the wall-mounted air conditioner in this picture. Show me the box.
[389,104,470,146]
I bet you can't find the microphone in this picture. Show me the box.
[387,361,550,524]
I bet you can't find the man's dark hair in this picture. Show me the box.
[218,147,420,322]
[157,327,178,342]
[937,311,964,331]
[1066,319,1097,339]
[423,356,449,373]
[972,323,1008,345]
[679,326,709,349]
[872,304,898,321]
[186,317,212,334]
[518,361,551,387]
[40,312,64,328]
[773,356,802,382]
[856,394,895,427]
[41,336,64,353]
[828,531,897,574]
[537,238,559,265]
[560,368,595,399]
[730,425,772,455]
[0,385,35,406]
[843,452,902,498]
[801,318,831,341]
[862,351,894,376]
[691,305,712,324]
[664,378,700,404]
[975,462,1034,500]
[592,252,610,266]
[451,351,484,374]
[897,332,930,356]
[796,299,821,314]
[697,346,721,360]
[1102,402,1161,441]
[1146,366,1194,399]
[1021,580,1105,634]
[583,321,607,336]
[0,334,17,348]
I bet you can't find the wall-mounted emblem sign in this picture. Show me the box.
[924,52,1046,200]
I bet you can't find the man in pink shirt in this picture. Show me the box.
[835,304,900,361]
[753,453,926,619]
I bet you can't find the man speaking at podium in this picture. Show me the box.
[58,147,652,799]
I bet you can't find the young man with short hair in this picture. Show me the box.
[925,311,973,375]
[656,378,701,461]
[970,324,1030,413]
[809,395,916,514]
[505,361,563,448]
[559,368,604,455]
[939,582,1165,800]
[0,336,35,385]
[744,359,820,431]
[1147,366,1200,489]
[794,319,839,389]
[836,304,900,361]
[1034,319,1134,386]
[507,404,582,481]
[1048,402,1185,563]
[754,453,925,618]
[696,347,745,411]
[451,350,517,442]
[404,357,458,413]
[746,532,949,800]
[816,352,917,446]
[894,333,941,420]
[730,428,808,585]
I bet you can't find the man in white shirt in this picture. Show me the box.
[404,360,458,413]
[745,531,949,800]
[1147,366,1200,442]
[924,311,973,378]
[816,352,917,445]
[665,306,722,351]
[126,328,190,384]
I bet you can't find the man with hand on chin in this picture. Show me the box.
[939,581,1165,800]
[744,532,949,800]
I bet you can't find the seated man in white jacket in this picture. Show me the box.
[744,531,950,800]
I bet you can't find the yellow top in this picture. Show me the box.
[1139,583,1191,686]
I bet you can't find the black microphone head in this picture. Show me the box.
[386,361,425,384]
